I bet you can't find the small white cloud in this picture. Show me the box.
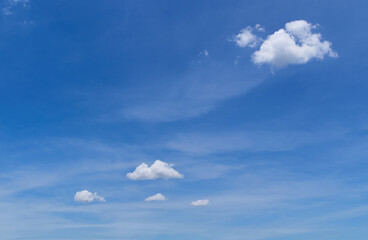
[23,20,33,25]
[255,24,265,32]
[2,7,13,15]
[191,199,209,206]
[10,0,29,5]
[3,0,30,16]
[252,20,337,67]
[74,190,106,204]
[145,193,166,201]
[199,50,209,57]
[127,160,183,180]
[234,26,259,48]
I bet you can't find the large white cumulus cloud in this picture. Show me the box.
[252,20,337,67]
[235,20,337,67]
[127,160,183,180]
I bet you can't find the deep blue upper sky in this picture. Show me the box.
[1,0,368,239]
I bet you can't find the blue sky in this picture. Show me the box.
[1,0,368,239]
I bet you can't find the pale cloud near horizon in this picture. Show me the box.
[127,160,183,180]
[1,140,367,239]
[145,193,166,201]
[74,190,106,203]
[235,20,337,67]
[191,199,209,206]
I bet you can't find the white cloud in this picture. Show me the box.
[255,24,265,32]
[252,20,337,67]
[145,193,166,201]
[10,0,29,5]
[3,0,30,16]
[74,190,106,204]
[191,199,209,206]
[234,26,259,48]
[126,160,183,180]
[2,7,13,15]
[199,49,209,56]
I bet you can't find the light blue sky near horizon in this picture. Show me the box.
[1,0,368,239]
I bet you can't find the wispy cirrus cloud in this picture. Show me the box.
[1,136,368,240]
[118,63,262,122]
[164,128,346,155]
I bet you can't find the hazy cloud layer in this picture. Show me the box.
[164,129,345,155]
[120,64,262,122]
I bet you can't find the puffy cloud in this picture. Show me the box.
[126,160,183,180]
[2,7,12,15]
[74,190,106,204]
[145,193,166,201]
[255,24,265,32]
[191,199,209,206]
[233,26,259,48]
[199,49,209,57]
[252,20,337,67]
